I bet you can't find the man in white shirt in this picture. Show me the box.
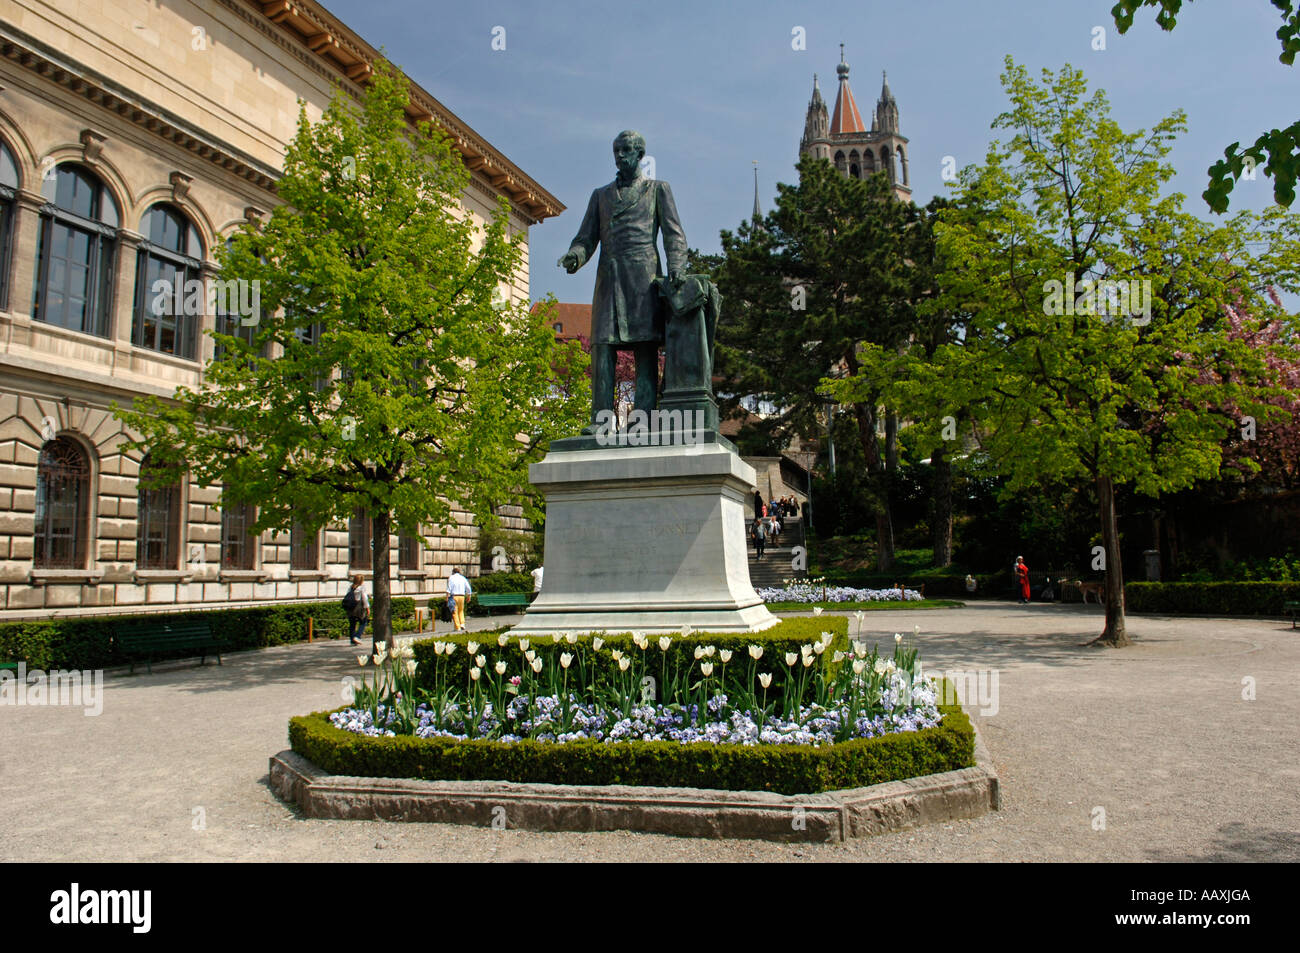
[531,566,544,593]
[447,567,472,633]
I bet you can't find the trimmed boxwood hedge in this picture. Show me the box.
[410,616,853,706]
[0,597,417,670]
[1125,581,1300,616]
[287,681,974,795]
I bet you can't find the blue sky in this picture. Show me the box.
[322,0,1298,304]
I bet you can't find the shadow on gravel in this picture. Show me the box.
[110,641,364,696]
[1145,821,1300,862]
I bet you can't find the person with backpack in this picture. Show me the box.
[343,574,369,645]
[447,566,473,634]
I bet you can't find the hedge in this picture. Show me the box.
[411,616,853,706]
[287,682,974,795]
[1125,581,1300,616]
[0,597,417,670]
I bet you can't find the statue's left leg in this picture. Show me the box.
[633,341,659,412]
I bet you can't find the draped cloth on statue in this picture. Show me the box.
[656,274,720,395]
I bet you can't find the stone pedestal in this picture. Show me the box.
[512,432,778,635]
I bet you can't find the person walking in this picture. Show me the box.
[447,566,473,633]
[752,517,767,559]
[344,574,369,645]
[753,489,763,520]
[1015,556,1032,605]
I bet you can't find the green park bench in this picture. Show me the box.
[0,661,18,672]
[1284,601,1300,629]
[476,593,532,613]
[114,617,233,674]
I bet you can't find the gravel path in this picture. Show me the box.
[2,604,1295,862]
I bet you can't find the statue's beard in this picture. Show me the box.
[616,164,641,185]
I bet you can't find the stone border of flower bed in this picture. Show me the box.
[268,723,999,843]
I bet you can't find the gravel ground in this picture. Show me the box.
[1,603,1296,862]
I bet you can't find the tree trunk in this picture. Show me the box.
[852,401,896,572]
[370,511,392,649]
[931,445,953,567]
[1095,474,1130,646]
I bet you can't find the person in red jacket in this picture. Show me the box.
[1015,556,1032,604]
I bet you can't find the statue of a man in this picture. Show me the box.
[558,130,687,433]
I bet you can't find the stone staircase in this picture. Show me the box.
[744,516,808,592]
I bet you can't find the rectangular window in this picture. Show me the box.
[349,509,371,570]
[137,484,179,569]
[221,502,257,570]
[290,520,318,571]
[399,534,421,572]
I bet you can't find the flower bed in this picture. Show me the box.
[758,581,924,604]
[289,619,973,794]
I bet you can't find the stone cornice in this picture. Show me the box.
[0,23,279,192]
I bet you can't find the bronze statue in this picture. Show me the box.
[559,130,720,439]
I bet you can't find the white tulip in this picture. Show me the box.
[404,659,417,676]
[552,634,563,643]
[611,649,624,662]
[693,647,705,660]
[813,641,826,655]
[813,607,824,616]
[895,633,904,644]
[518,638,530,651]
[444,643,456,656]
[704,645,716,658]
[802,655,814,668]
[356,655,368,666]
[784,653,798,667]
[494,661,507,675]
[565,632,578,644]
[700,662,714,676]
[470,667,481,681]
[433,642,445,656]
[560,652,573,669]
[525,650,536,663]
[531,657,544,674]
[719,649,733,663]
[376,642,388,654]
[885,660,896,674]
[618,657,630,672]
[854,611,865,623]
[680,625,693,637]
[373,651,388,665]
[466,641,479,654]
[658,636,672,651]
[913,624,920,637]
[758,673,773,688]
[832,651,845,663]
[853,659,867,674]
[592,637,605,651]
[497,634,509,647]
[475,654,487,669]
[800,644,813,658]
[874,659,888,674]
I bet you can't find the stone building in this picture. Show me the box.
[0,0,562,616]
[799,45,910,202]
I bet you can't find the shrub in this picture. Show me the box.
[0,597,416,670]
[1125,582,1300,616]
[287,681,974,795]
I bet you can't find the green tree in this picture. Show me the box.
[714,156,916,570]
[1111,0,1300,210]
[115,61,588,645]
[825,59,1299,645]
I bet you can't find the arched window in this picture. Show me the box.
[0,139,17,310]
[220,492,257,570]
[880,146,894,183]
[136,455,181,569]
[34,164,119,337]
[34,437,90,569]
[834,150,847,174]
[896,145,908,185]
[863,150,876,174]
[349,508,371,569]
[133,204,204,359]
[848,150,861,179]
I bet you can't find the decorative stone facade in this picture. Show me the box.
[0,1,556,617]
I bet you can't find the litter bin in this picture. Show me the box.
[1143,549,1161,582]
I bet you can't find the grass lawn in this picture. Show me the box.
[765,599,966,612]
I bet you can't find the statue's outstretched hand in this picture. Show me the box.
[559,251,582,274]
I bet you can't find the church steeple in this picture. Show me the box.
[800,73,829,150]
[752,162,762,223]
[829,45,866,135]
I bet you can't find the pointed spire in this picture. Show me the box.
[829,44,866,135]
[752,162,762,223]
[881,69,895,103]
[875,67,900,134]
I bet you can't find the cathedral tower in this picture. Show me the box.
[799,46,910,202]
